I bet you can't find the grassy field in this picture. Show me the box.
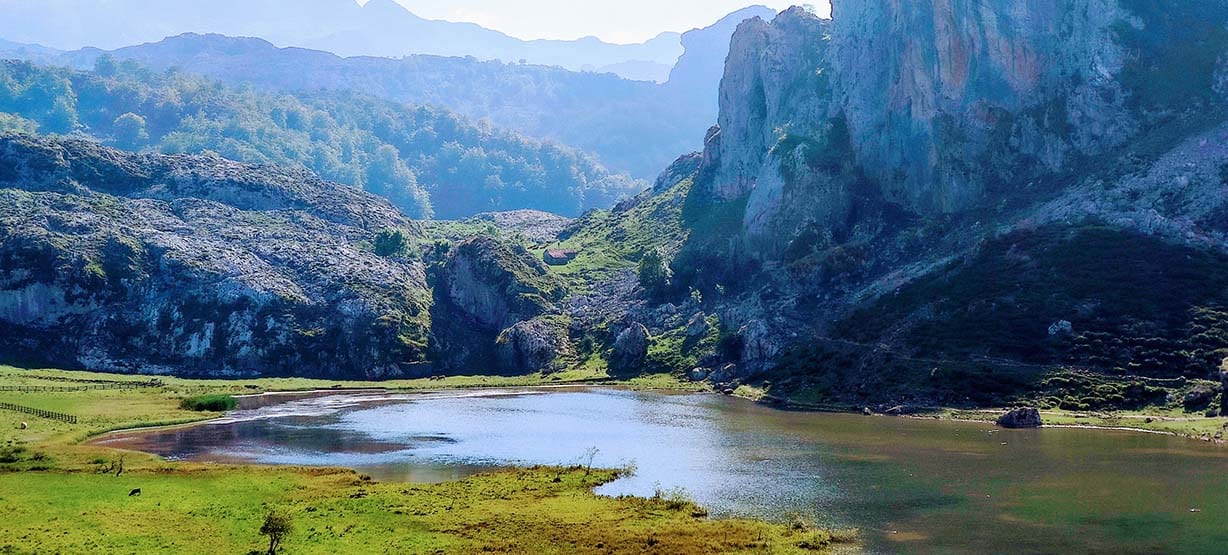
[0,365,850,554]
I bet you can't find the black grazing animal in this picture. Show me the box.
[128,488,141,497]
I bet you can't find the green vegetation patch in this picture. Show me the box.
[179,394,237,412]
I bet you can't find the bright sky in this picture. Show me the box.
[380,1,830,44]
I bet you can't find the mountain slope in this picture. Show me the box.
[0,135,431,378]
[0,59,641,218]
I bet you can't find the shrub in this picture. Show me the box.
[180,394,237,412]
[373,228,411,258]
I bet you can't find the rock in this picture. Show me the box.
[1183,386,1217,411]
[439,236,565,331]
[685,312,710,338]
[709,363,738,383]
[495,316,572,374]
[862,407,873,416]
[738,320,781,372]
[611,323,650,369]
[997,408,1043,429]
[1048,320,1074,337]
[688,367,710,382]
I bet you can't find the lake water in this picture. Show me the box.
[96,388,1228,554]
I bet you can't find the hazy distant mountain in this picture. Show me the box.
[664,6,779,114]
[0,0,684,81]
[0,6,779,178]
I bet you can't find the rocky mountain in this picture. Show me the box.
[553,1,1228,412]
[0,0,684,80]
[0,135,431,377]
[0,135,579,379]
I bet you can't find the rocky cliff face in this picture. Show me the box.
[695,1,1228,259]
[429,235,567,373]
[628,1,1228,408]
[0,135,432,378]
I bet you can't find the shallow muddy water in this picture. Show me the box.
[97,388,1228,554]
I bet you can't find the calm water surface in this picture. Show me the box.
[97,388,1228,554]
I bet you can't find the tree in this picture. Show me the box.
[260,512,292,555]
[112,112,148,148]
[373,228,411,258]
[638,247,672,296]
[94,54,118,77]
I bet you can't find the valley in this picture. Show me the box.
[4,0,1228,553]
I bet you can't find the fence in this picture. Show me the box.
[0,402,78,424]
[0,382,161,393]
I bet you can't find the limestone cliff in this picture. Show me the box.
[0,135,431,378]
[695,1,1228,259]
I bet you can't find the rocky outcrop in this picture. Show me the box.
[437,236,565,331]
[611,323,650,370]
[0,135,430,378]
[430,235,567,372]
[693,2,1228,259]
[997,408,1043,429]
[495,315,572,374]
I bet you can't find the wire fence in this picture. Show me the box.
[0,382,161,393]
[0,402,78,424]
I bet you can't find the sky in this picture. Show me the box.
[377,1,830,44]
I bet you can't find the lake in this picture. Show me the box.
[96,388,1228,554]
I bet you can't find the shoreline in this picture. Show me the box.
[85,382,1228,454]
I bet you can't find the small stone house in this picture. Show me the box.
[543,249,579,266]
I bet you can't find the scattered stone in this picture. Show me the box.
[997,407,1043,429]
[1048,320,1074,337]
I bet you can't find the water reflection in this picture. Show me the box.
[96,388,1228,554]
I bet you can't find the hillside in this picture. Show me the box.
[0,136,587,378]
[14,27,741,179]
[0,59,641,218]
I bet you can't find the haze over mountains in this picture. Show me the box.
[0,0,780,83]
[0,5,778,180]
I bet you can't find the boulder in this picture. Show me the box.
[685,312,710,338]
[1048,320,1074,337]
[997,408,1043,429]
[611,323,650,369]
[495,316,572,374]
[688,367,710,382]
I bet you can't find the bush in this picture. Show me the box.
[373,228,411,258]
[180,394,237,412]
